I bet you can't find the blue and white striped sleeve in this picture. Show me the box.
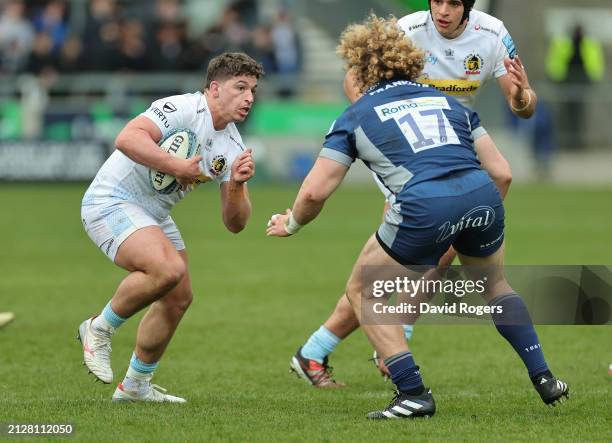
[320,112,357,167]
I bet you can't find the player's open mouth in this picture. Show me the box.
[238,107,250,117]
[437,19,450,28]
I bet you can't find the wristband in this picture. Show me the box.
[511,89,532,112]
[284,213,302,235]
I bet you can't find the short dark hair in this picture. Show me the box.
[205,52,264,89]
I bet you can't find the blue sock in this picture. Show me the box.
[489,293,549,379]
[102,301,127,329]
[129,352,158,374]
[384,351,424,394]
[301,326,341,364]
[403,325,414,340]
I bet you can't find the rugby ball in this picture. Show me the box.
[150,128,199,194]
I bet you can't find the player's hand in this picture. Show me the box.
[437,245,457,270]
[174,155,203,190]
[504,55,531,104]
[231,149,255,184]
[266,209,291,237]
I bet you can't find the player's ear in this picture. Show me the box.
[209,81,220,98]
[343,70,362,104]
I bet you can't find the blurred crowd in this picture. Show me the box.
[0,0,302,76]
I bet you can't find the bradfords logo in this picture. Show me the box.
[436,206,495,243]
[464,53,483,75]
[375,96,450,120]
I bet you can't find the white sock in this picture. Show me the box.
[123,366,153,394]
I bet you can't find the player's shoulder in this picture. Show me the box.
[152,92,200,114]
[467,10,507,38]
[397,11,430,36]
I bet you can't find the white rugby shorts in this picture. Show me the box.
[81,201,185,262]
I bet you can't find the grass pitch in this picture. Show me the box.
[0,183,610,442]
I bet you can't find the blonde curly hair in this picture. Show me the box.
[338,14,424,93]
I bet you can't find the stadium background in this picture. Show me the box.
[0,0,610,441]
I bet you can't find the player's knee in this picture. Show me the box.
[151,258,186,293]
[344,282,362,305]
[174,290,193,312]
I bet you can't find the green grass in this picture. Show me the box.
[0,183,610,442]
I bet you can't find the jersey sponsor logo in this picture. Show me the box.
[197,107,207,114]
[150,107,170,129]
[418,79,481,95]
[408,22,426,31]
[474,23,500,36]
[502,34,517,58]
[375,96,451,120]
[209,154,227,176]
[424,50,438,65]
[464,53,483,75]
[436,206,495,243]
[163,102,177,113]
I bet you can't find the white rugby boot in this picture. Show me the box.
[112,380,187,403]
[78,317,113,384]
[0,312,15,329]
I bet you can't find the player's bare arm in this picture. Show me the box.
[220,149,254,233]
[115,115,204,188]
[267,157,348,237]
[498,55,538,119]
[474,134,512,198]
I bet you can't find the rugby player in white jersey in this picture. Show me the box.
[78,52,263,402]
[290,0,537,387]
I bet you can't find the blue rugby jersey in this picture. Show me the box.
[321,79,486,198]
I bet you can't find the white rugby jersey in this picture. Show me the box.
[398,9,517,109]
[82,91,246,220]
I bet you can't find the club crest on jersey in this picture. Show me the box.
[444,48,454,59]
[210,155,227,176]
[464,53,483,75]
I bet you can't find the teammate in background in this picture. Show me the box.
[290,0,537,386]
[267,15,568,418]
[78,52,263,402]
[0,312,15,329]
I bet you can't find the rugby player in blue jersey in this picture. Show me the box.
[267,15,568,418]
[290,0,534,387]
